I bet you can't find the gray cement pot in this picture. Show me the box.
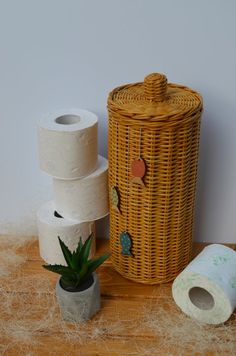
[56,272,100,322]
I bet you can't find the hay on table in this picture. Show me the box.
[0,235,236,355]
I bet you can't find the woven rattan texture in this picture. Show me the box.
[108,73,203,284]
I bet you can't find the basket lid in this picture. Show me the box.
[108,73,203,124]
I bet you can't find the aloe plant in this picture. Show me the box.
[43,233,110,291]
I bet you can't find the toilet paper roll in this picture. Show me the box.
[53,155,109,222]
[38,108,98,179]
[172,244,236,324]
[37,201,96,265]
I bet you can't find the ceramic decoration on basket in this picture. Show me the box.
[107,73,203,284]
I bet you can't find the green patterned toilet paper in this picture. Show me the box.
[172,244,236,325]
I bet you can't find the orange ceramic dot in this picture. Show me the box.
[131,158,146,178]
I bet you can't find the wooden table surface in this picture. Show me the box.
[1,239,236,356]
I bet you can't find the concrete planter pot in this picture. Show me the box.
[56,272,100,322]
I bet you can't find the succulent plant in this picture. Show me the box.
[43,233,110,291]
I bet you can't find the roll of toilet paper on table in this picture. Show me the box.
[172,244,236,324]
[37,201,96,265]
[38,108,98,179]
[53,155,109,222]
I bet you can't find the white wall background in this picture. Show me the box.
[0,0,235,242]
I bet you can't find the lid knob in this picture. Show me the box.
[144,73,167,102]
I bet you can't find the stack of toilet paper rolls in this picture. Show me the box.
[37,109,109,265]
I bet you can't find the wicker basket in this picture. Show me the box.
[107,73,203,284]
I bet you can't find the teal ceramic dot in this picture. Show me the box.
[120,231,132,256]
